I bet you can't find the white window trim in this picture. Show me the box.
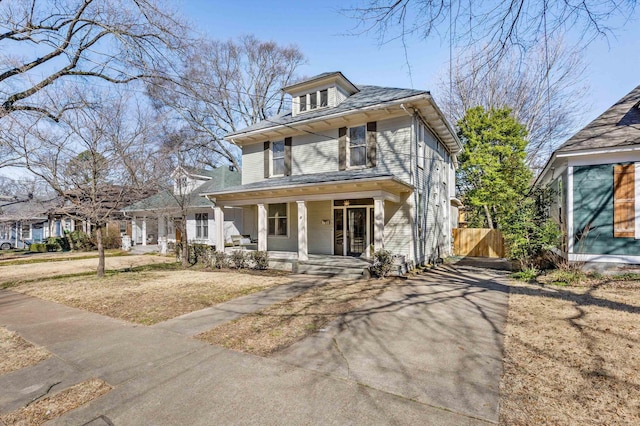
[267,202,290,238]
[195,212,209,240]
[270,140,285,178]
[297,89,330,115]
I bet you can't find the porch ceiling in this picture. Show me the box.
[207,176,412,206]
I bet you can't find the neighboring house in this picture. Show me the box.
[122,166,242,247]
[0,197,58,245]
[203,72,462,267]
[537,84,640,265]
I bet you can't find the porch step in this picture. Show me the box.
[295,256,372,280]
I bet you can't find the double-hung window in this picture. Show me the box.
[272,141,285,176]
[268,203,288,236]
[349,126,367,167]
[195,213,208,239]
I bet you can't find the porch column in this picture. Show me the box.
[374,197,385,252]
[214,206,225,252]
[297,201,308,261]
[131,217,137,245]
[141,217,147,246]
[257,203,267,252]
[158,215,167,255]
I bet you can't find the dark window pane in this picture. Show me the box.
[310,92,317,109]
[350,146,366,166]
[349,126,366,146]
[268,203,287,217]
[299,95,306,111]
[320,89,328,107]
[273,158,284,175]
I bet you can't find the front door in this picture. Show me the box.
[347,208,367,256]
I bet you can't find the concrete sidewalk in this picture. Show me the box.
[0,267,508,425]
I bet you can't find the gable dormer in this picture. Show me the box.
[284,72,359,117]
[170,166,216,195]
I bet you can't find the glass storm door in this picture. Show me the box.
[334,209,344,255]
[347,208,367,256]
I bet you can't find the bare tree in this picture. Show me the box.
[436,40,589,167]
[8,87,161,276]
[0,0,188,121]
[147,35,306,170]
[347,1,636,56]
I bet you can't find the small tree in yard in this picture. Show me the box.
[457,106,532,229]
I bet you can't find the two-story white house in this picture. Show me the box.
[203,72,462,268]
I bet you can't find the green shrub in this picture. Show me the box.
[68,231,93,251]
[212,251,229,269]
[511,267,539,282]
[250,251,269,270]
[370,249,393,278]
[29,243,47,253]
[230,250,247,269]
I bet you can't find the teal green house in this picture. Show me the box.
[537,84,640,265]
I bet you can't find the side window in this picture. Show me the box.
[299,95,306,112]
[272,141,285,176]
[268,203,288,236]
[195,213,208,239]
[349,126,367,167]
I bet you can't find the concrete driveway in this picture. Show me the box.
[276,264,510,423]
[0,265,509,425]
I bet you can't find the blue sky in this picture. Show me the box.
[183,0,640,128]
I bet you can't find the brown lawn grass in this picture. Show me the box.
[198,277,399,356]
[500,278,640,425]
[0,254,175,286]
[8,268,291,325]
[0,249,130,266]
[1,378,111,425]
[0,327,50,375]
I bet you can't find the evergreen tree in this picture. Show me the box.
[457,106,532,229]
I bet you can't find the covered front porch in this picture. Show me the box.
[205,173,414,261]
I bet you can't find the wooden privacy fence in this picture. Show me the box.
[453,228,506,258]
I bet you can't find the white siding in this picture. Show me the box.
[242,142,264,184]
[267,202,298,252]
[334,86,349,106]
[384,194,414,260]
[292,130,338,175]
[376,115,413,183]
[307,200,332,254]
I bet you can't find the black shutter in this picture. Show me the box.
[338,127,347,171]
[367,121,377,168]
[284,137,292,176]
[264,141,270,178]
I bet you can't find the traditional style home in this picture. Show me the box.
[122,165,242,248]
[202,72,462,270]
[536,84,640,266]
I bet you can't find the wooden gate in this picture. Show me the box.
[453,228,505,258]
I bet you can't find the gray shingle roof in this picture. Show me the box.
[556,84,640,153]
[226,85,428,137]
[204,169,407,195]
